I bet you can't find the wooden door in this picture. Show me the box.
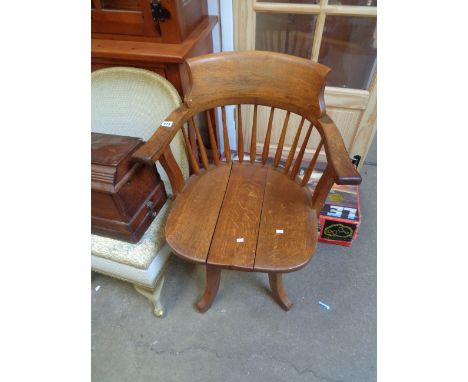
[234,0,376,168]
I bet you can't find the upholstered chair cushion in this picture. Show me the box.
[91,201,171,270]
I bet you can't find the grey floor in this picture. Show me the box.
[92,139,377,382]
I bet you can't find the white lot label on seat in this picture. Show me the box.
[161,121,173,127]
[236,238,244,243]
[276,229,284,234]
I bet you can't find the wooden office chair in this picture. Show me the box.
[132,51,362,312]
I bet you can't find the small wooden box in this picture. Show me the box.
[91,133,167,243]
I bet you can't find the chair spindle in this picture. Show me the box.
[187,118,199,163]
[237,105,244,162]
[181,124,199,175]
[262,107,275,164]
[311,165,335,218]
[205,110,220,166]
[221,106,231,162]
[290,123,313,180]
[273,111,290,167]
[250,104,258,163]
[191,117,209,170]
[283,117,305,174]
[301,140,323,186]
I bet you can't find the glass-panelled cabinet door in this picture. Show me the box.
[91,0,160,37]
[92,0,209,43]
[234,0,377,167]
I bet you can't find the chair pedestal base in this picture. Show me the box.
[195,267,294,312]
[268,273,293,311]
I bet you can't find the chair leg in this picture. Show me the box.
[134,275,165,318]
[268,273,293,311]
[196,266,221,313]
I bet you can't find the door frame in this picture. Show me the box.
[233,0,377,168]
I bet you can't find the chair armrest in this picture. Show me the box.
[132,105,190,165]
[316,114,362,185]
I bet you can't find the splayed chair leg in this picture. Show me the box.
[268,273,293,311]
[196,266,221,313]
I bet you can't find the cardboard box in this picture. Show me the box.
[303,166,361,247]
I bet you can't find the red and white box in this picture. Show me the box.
[304,167,361,247]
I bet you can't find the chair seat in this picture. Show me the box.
[165,162,318,273]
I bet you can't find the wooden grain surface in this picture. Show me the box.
[290,123,313,180]
[191,117,209,169]
[165,164,232,263]
[206,110,220,165]
[250,104,258,163]
[131,105,191,165]
[166,163,318,272]
[268,273,293,310]
[237,105,244,163]
[262,107,275,164]
[92,16,218,63]
[273,111,290,167]
[132,51,361,189]
[159,149,185,196]
[221,106,231,161]
[316,114,361,184]
[184,51,330,118]
[255,167,317,273]
[181,123,200,175]
[283,117,305,174]
[301,140,323,186]
[207,163,268,270]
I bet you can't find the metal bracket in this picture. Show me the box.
[351,155,361,168]
[146,201,158,217]
[150,1,170,22]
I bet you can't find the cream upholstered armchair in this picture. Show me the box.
[91,67,189,317]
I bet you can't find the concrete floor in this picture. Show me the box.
[92,161,376,382]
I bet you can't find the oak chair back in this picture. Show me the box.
[133,51,361,216]
[185,50,329,118]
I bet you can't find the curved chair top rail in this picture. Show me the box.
[184,51,330,120]
[132,51,361,194]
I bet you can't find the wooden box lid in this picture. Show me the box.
[91,132,143,188]
[92,132,142,166]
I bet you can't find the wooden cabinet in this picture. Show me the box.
[91,0,217,96]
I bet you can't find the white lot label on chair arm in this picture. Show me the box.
[276,229,284,234]
[236,238,244,243]
[161,121,173,127]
